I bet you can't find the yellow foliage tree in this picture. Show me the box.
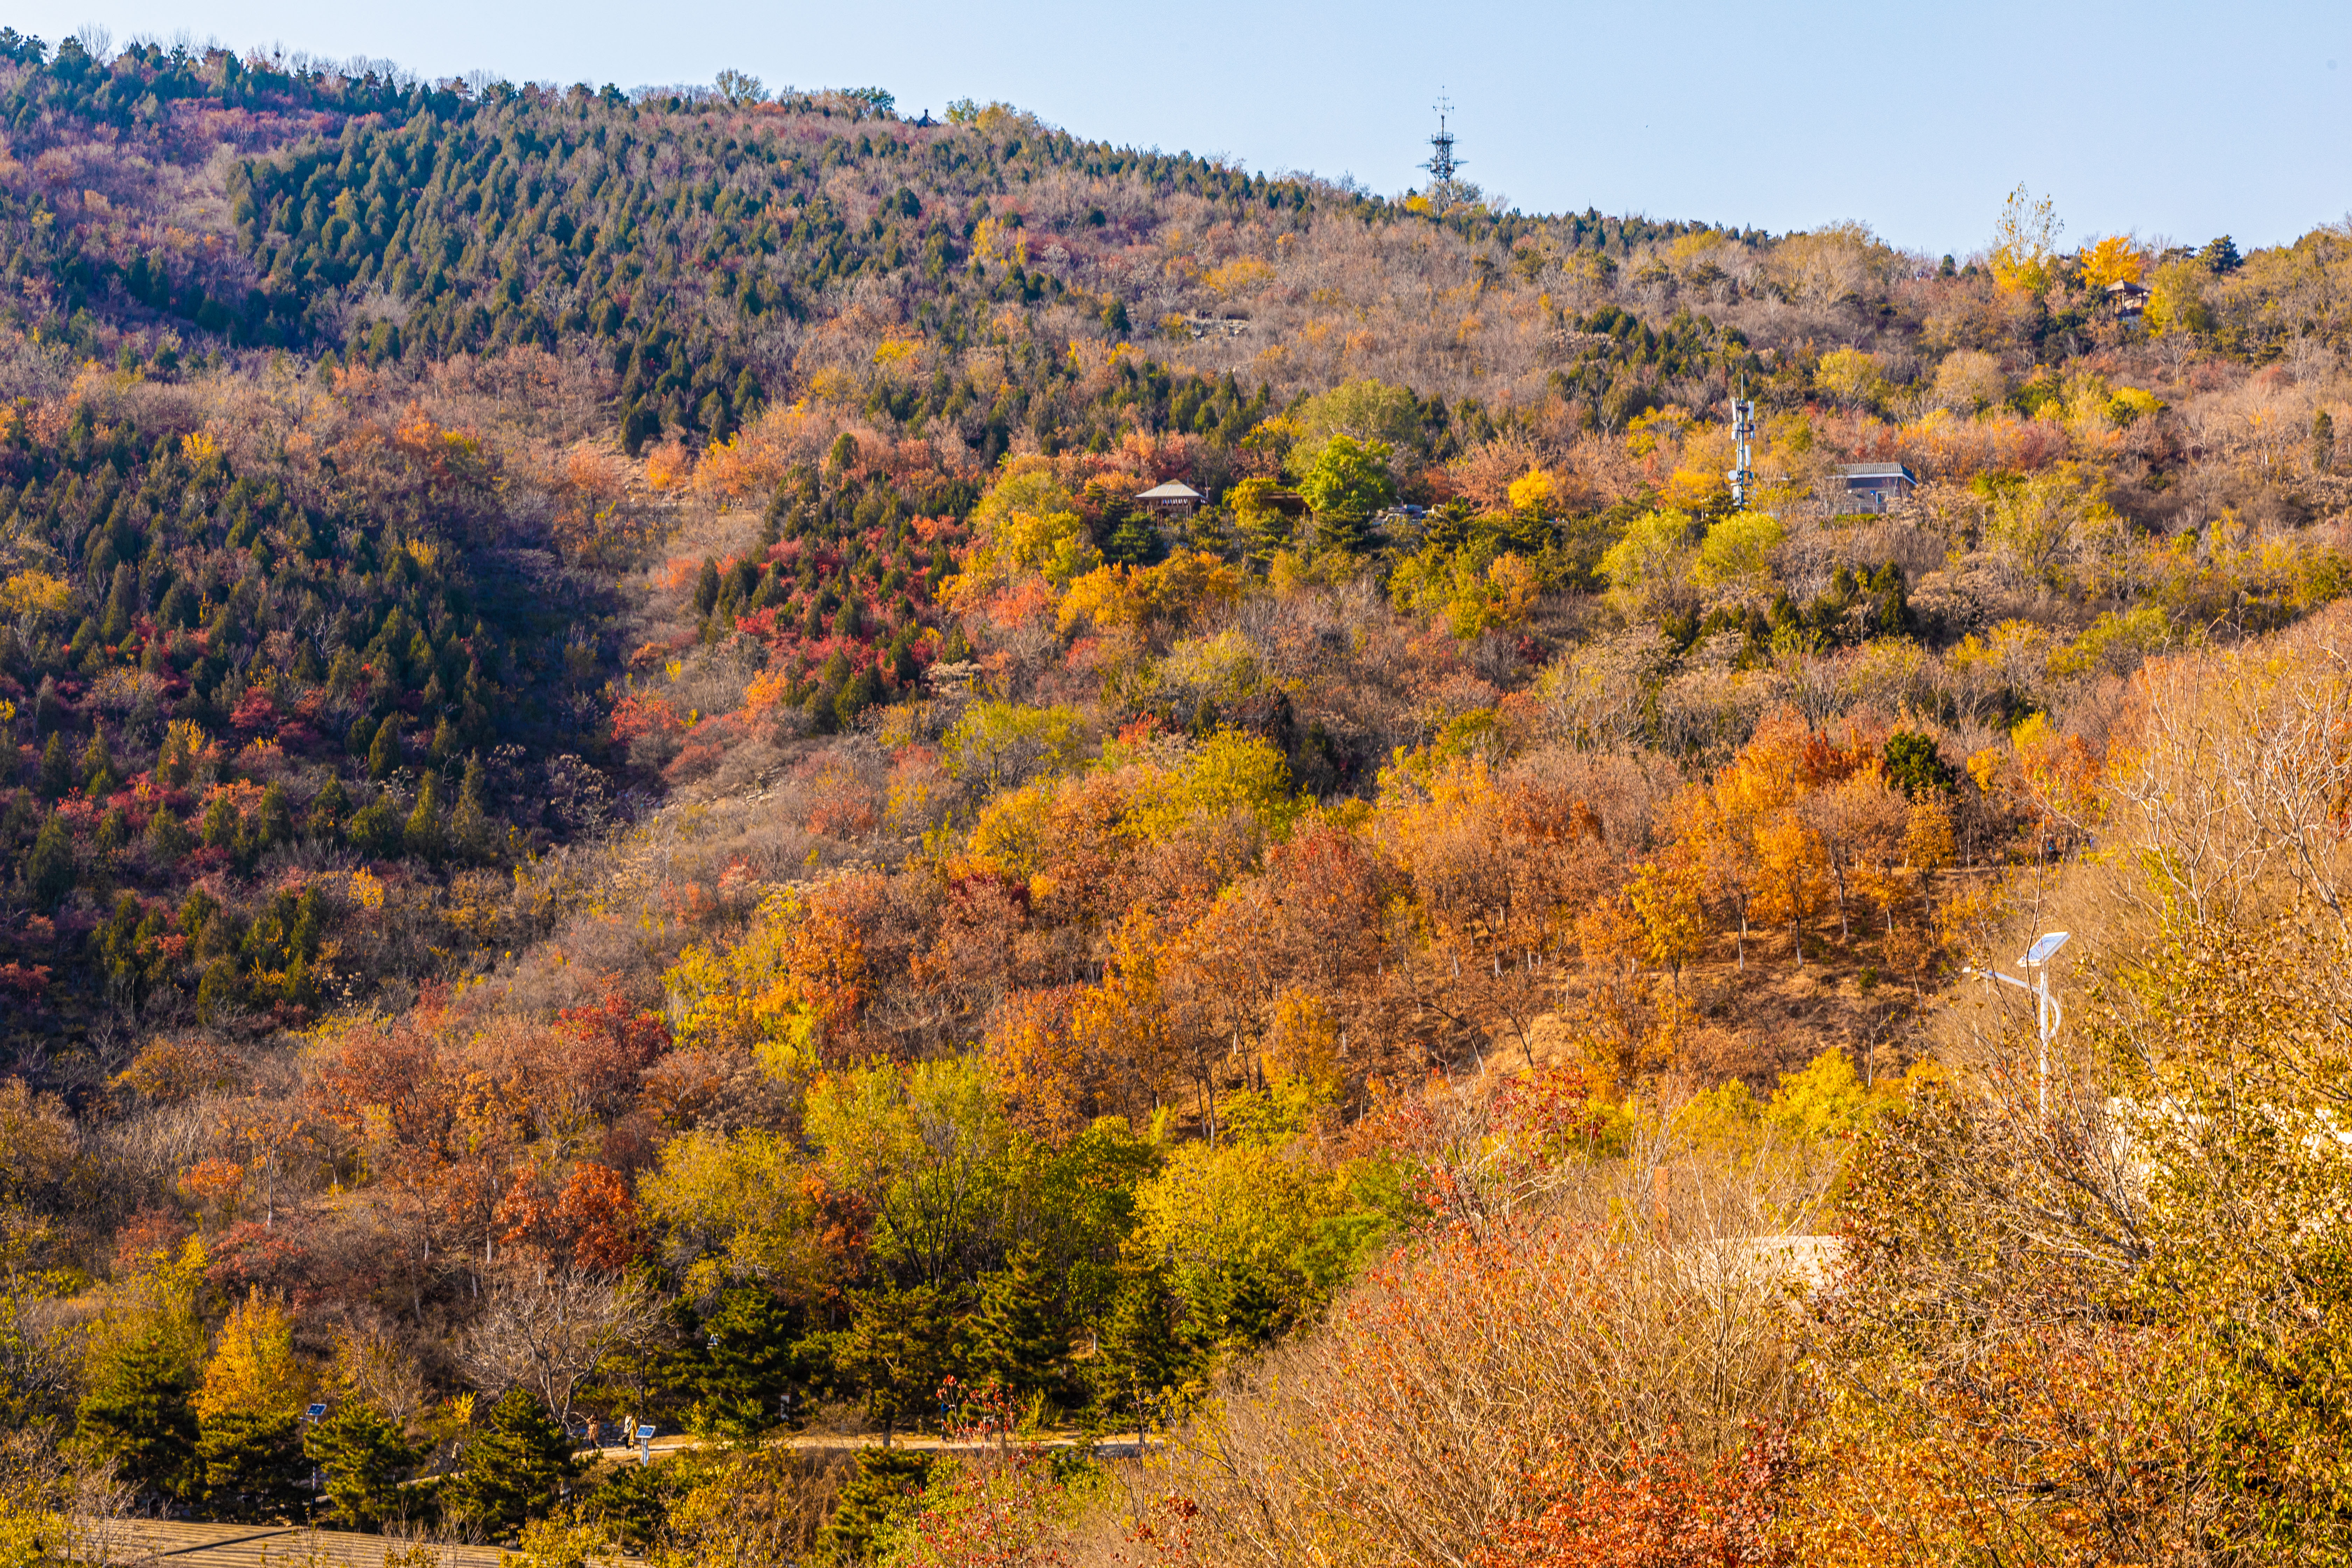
[1625,855,1712,993]
[940,458,1099,606]
[1750,810,1830,968]
[1507,468,1566,516]
[1261,988,1343,1102]
[2079,234,2144,289]
[1990,184,2063,295]
[1814,348,1885,410]
[637,1127,830,1296]
[1388,543,1547,640]
[2144,257,2213,336]
[663,891,865,1075]
[196,1290,306,1422]
[1129,729,1300,842]
[1057,550,1242,635]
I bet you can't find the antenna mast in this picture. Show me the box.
[1728,379,1758,508]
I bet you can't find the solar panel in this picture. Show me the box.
[2022,931,2071,965]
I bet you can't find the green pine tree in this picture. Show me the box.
[35,733,71,799]
[304,777,349,840]
[832,667,879,730]
[347,799,402,859]
[367,714,401,779]
[196,1405,308,1522]
[75,1328,198,1506]
[144,807,191,864]
[837,1283,956,1444]
[1087,1259,1189,1446]
[967,1246,1068,1405]
[404,774,446,862]
[80,727,116,796]
[306,1399,422,1529]
[441,1388,582,1540]
[688,1286,808,1441]
[100,562,136,643]
[255,783,294,850]
[816,1447,934,1565]
[26,814,75,907]
[201,792,240,849]
[448,757,492,858]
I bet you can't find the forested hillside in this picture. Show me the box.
[4,28,2352,1568]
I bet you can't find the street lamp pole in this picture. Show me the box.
[1967,931,2070,1115]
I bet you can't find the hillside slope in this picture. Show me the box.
[1,30,2351,1561]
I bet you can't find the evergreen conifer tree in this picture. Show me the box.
[255,783,294,849]
[404,774,445,862]
[442,1388,581,1540]
[306,1399,421,1529]
[967,1246,1066,1404]
[347,798,402,859]
[35,733,70,799]
[202,792,239,849]
[196,1405,308,1522]
[145,806,192,862]
[688,1285,806,1441]
[1088,1259,1188,1446]
[367,714,401,779]
[101,563,136,643]
[448,757,492,858]
[304,777,350,839]
[837,1283,955,1444]
[26,813,75,906]
[75,1329,198,1505]
[80,727,115,796]
[816,1447,934,1565]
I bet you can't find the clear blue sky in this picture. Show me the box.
[16,0,2347,258]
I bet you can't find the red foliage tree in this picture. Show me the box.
[1476,1429,1795,1568]
[554,1162,648,1273]
[552,992,673,1113]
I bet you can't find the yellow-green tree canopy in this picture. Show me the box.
[941,458,1100,604]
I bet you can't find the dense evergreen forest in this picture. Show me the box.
[5,28,2352,1568]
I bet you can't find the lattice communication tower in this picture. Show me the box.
[1424,93,1464,190]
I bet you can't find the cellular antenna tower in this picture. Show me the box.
[1424,92,1464,192]
[1728,379,1759,508]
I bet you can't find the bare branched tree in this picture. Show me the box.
[462,1266,657,1430]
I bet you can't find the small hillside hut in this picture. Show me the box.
[1135,481,1205,519]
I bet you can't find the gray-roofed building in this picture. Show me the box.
[1829,462,1917,514]
[1135,480,1205,517]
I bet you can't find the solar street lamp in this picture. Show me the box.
[1967,931,2070,1115]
